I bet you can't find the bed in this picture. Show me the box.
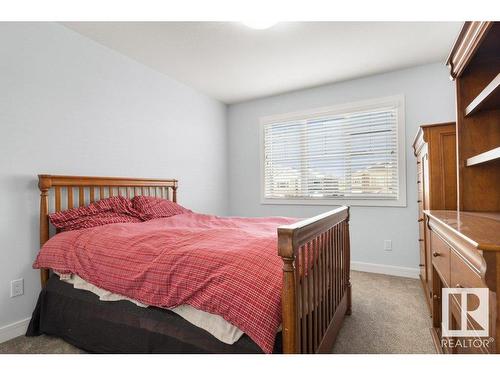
[29,174,351,354]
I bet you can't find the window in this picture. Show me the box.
[261,96,406,207]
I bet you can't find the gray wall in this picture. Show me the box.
[227,63,455,272]
[0,23,227,328]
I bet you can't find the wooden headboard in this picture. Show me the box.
[37,174,178,286]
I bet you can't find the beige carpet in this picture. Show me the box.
[0,271,434,354]
[332,271,434,353]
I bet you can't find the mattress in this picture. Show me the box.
[27,275,282,354]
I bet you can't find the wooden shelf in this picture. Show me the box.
[465,73,500,116]
[466,147,500,166]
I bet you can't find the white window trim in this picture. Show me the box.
[259,95,407,207]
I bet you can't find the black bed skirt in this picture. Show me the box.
[26,275,282,354]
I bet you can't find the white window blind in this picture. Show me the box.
[263,104,401,202]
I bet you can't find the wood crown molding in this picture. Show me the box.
[446,21,493,80]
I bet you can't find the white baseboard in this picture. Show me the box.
[0,317,31,344]
[351,261,419,279]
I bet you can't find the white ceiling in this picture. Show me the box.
[62,22,462,104]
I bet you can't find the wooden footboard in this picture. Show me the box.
[278,206,351,354]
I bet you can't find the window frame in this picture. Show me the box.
[259,95,407,207]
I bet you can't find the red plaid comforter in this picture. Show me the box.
[33,212,298,353]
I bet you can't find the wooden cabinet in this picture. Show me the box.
[421,21,500,354]
[412,123,457,312]
[426,211,496,354]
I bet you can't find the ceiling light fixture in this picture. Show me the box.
[242,21,278,30]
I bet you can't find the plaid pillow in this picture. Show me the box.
[132,196,191,221]
[49,196,141,231]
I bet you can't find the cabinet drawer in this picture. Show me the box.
[450,251,484,289]
[430,231,450,286]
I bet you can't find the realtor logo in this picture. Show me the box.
[442,288,489,337]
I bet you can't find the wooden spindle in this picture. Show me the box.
[325,230,330,322]
[318,235,323,337]
[68,187,73,209]
[338,224,342,302]
[329,228,334,318]
[307,242,313,353]
[311,238,318,353]
[55,186,61,212]
[336,224,342,306]
[321,232,329,336]
[332,225,336,308]
[300,247,307,353]
[90,186,95,203]
[340,225,344,302]
[295,246,301,352]
[341,223,345,301]
[79,187,84,207]
[109,186,114,197]
[335,225,339,307]
[330,228,335,317]
[345,217,352,316]
[316,238,321,347]
[99,186,105,199]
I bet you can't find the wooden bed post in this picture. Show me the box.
[172,183,178,203]
[38,175,51,288]
[345,207,352,316]
[277,227,298,354]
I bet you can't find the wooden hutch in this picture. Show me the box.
[412,122,457,313]
[413,21,500,354]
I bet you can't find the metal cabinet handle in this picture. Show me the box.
[455,284,462,288]
[418,218,424,222]
[418,239,424,242]
[432,251,440,257]
[418,264,424,267]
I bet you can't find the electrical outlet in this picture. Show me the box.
[10,278,24,298]
[384,240,392,251]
